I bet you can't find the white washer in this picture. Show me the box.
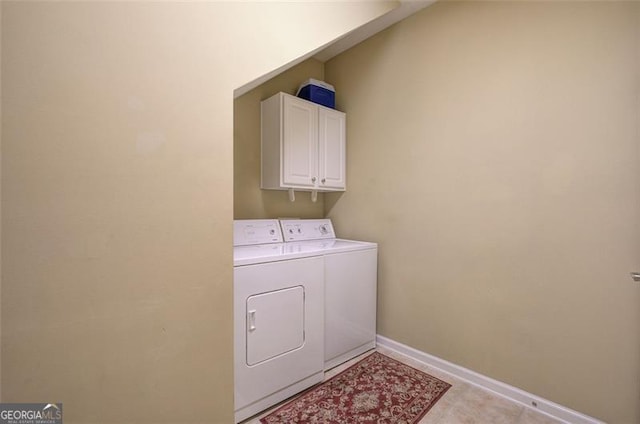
[280,219,378,370]
[233,220,324,423]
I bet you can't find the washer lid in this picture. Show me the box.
[284,238,376,254]
[234,219,283,246]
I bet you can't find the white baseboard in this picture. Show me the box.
[376,335,604,424]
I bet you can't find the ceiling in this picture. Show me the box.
[313,0,436,62]
[234,0,436,98]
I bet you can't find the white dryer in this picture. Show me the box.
[233,220,324,423]
[280,219,378,370]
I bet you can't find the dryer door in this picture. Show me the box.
[246,286,304,365]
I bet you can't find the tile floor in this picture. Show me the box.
[242,346,564,424]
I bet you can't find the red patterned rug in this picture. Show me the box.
[260,352,451,424]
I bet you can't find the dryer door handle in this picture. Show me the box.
[248,310,257,332]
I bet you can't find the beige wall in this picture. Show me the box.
[0,2,397,422]
[325,1,640,423]
[234,58,328,219]
[0,0,3,401]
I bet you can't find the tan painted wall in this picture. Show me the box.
[234,58,327,219]
[0,0,3,401]
[0,1,397,422]
[325,1,640,423]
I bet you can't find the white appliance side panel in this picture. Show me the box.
[234,256,324,412]
[246,286,304,366]
[324,249,377,366]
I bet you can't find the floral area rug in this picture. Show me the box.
[260,352,451,424]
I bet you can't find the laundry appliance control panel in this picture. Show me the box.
[233,219,283,246]
[279,219,336,242]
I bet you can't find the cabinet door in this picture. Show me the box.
[282,95,318,188]
[318,108,346,190]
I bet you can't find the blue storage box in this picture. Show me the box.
[296,79,335,109]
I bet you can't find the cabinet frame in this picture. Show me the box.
[261,92,346,192]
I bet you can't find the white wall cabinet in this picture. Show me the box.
[261,92,346,192]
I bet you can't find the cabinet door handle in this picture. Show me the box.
[321,178,326,184]
[311,177,317,183]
